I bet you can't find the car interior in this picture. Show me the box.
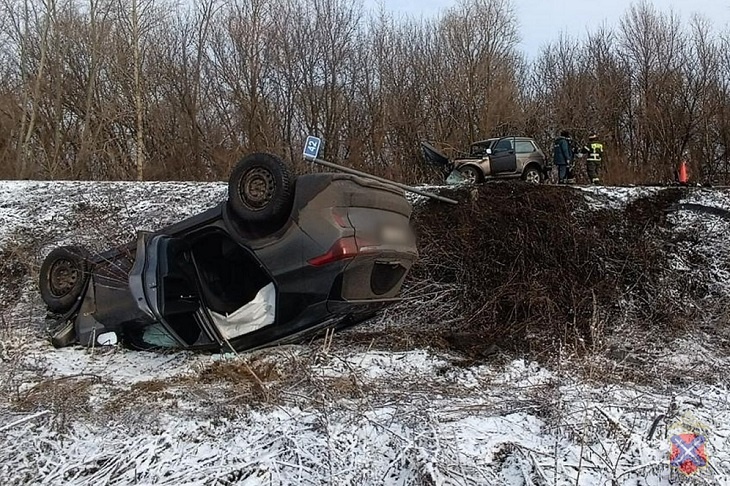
[493,138,513,152]
[150,230,274,347]
[190,231,272,315]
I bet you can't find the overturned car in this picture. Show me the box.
[39,153,417,352]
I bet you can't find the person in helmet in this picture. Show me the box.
[583,133,604,184]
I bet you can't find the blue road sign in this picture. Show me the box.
[303,136,321,160]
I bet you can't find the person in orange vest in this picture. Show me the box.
[676,153,689,184]
[581,133,604,184]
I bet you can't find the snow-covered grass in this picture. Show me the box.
[3,343,729,484]
[577,185,662,210]
[1,181,730,485]
[666,189,730,300]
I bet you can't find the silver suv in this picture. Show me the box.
[422,137,549,184]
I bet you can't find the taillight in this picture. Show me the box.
[308,237,362,267]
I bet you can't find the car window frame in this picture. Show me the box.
[492,137,515,154]
[515,140,537,154]
[469,142,491,158]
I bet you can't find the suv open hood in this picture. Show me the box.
[420,141,452,172]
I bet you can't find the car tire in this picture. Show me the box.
[228,152,295,231]
[522,166,543,184]
[39,245,92,313]
[459,166,482,184]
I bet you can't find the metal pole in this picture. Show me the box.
[305,155,459,205]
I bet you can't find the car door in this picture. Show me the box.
[489,137,518,174]
[514,139,542,170]
[138,235,220,348]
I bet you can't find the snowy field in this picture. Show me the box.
[1,181,730,485]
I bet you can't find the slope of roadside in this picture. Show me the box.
[0,181,728,484]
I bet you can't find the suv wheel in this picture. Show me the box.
[459,166,482,184]
[522,166,543,184]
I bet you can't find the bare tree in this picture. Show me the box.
[619,1,684,178]
[437,0,520,144]
[0,0,727,183]
[205,0,282,162]
[113,0,161,180]
[3,0,53,178]
[142,0,223,180]
[682,15,721,181]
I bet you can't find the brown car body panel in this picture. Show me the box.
[453,137,547,181]
[422,137,548,183]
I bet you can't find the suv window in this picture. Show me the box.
[515,140,536,153]
[492,138,513,153]
[469,143,490,157]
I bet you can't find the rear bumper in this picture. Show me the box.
[334,252,416,302]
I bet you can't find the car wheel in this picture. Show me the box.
[228,152,295,231]
[39,245,92,313]
[522,166,543,184]
[459,166,482,184]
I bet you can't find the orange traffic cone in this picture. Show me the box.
[678,160,689,185]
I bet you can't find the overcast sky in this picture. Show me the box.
[363,0,730,57]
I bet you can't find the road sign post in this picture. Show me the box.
[302,136,457,205]
[303,136,321,161]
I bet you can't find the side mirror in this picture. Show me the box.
[486,148,492,155]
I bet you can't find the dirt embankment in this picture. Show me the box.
[1,181,720,368]
[345,183,710,362]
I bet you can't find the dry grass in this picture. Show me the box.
[343,184,710,370]
[2,182,727,419]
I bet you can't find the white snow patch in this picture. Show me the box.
[318,349,450,380]
[577,185,660,210]
[26,344,203,384]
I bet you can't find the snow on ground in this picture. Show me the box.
[0,180,226,253]
[1,181,730,485]
[3,344,729,485]
[666,188,730,300]
[577,185,661,210]
[37,345,201,384]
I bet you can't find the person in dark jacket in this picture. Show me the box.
[553,130,574,184]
